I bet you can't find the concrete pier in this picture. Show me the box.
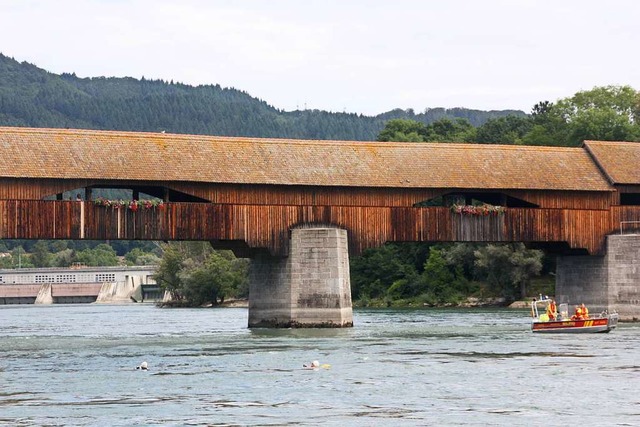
[248,227,353,328]
[556,234,640,321]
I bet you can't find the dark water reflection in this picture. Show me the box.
[0,305,638,426]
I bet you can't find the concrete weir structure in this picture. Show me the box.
[248,227,353,328]
[0,266,160,304]
[556,234,640,321]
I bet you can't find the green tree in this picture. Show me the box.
[154,244,187,300]
[350,244,418,301]
[521,101,571,146]
[474,115,533,144]
[30,240,52,267]
[178,251,248,305]
[423,118,476,142]
[554,85,640,145]
[153,242,248,306]
[442,243,480,280]
[420,247,455,302]
[418,247,470,304]
[125,247,161,266]
[49,240,70,253]
[377,119,427,142]
[74,243,119,266]
[474,243,542,300]
[52,249,74,267]
[509,246,544,299]
[11,246,33,268]
[0,254,13,268]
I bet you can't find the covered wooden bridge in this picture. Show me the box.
[0,127,639,325]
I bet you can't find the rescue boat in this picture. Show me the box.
[530,298,618,333]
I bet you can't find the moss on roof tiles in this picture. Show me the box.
[0,126,614,191]
[584,140,640,185]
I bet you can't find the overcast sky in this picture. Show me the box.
[2,0,639,115]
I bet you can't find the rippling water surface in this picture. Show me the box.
[0,304,638,426]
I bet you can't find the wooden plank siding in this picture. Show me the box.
[612,206,640,234]
[0,178,617,210]
[504,190,615,210]
[1,200,639,256]
[170,184,616,210]
[0,178,95,200]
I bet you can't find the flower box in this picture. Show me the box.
[450,204,506,216]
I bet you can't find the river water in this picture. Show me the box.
[0,304,638,426]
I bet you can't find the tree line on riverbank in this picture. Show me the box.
[0,240,160,269]
[151,241,552,308]
[350,242,552,307]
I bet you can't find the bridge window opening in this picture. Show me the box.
[621,193,640,206]
[88,186,207,203]
[503,195,538,208]
[45,188,92,201]
[164,189,209,203]
[414,193,537,208]
[45,185,209,203]
[45,188,135,201]
[415,196,444,207]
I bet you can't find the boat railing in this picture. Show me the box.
[531,298,615,322]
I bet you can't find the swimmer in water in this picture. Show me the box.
[136,361,148,370]
[303,360,320,369]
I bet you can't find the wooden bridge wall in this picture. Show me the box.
[0,178,616,210]
[0,200,638,256]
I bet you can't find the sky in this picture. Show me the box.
[1,0,640,116]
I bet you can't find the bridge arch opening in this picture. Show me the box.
[44,185,209,203]
[415,192,538,208]
[621,192,640,206]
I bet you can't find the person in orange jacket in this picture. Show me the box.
[572,305,584,320]
[545,300,557,320]
[581,303,589,319]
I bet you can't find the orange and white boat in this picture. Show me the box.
[530,298,618,333]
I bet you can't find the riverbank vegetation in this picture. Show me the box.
[153,242,249,307]
[0,239,161,268]
[350,242,551,308]
[0,239,551,308]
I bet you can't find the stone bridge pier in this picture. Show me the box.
[248,227,353,328]
[556,234,640,321]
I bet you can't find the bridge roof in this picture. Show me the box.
[584,140,640,185]
[0,127,613,191]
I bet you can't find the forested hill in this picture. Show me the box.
[0,53,524,140]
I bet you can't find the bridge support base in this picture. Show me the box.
[248,227,353,328]
[556,234,640,321]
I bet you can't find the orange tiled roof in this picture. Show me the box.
[583,140,640,185]
[0,127,613,191]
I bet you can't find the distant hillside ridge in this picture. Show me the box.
[0,53,525,140]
